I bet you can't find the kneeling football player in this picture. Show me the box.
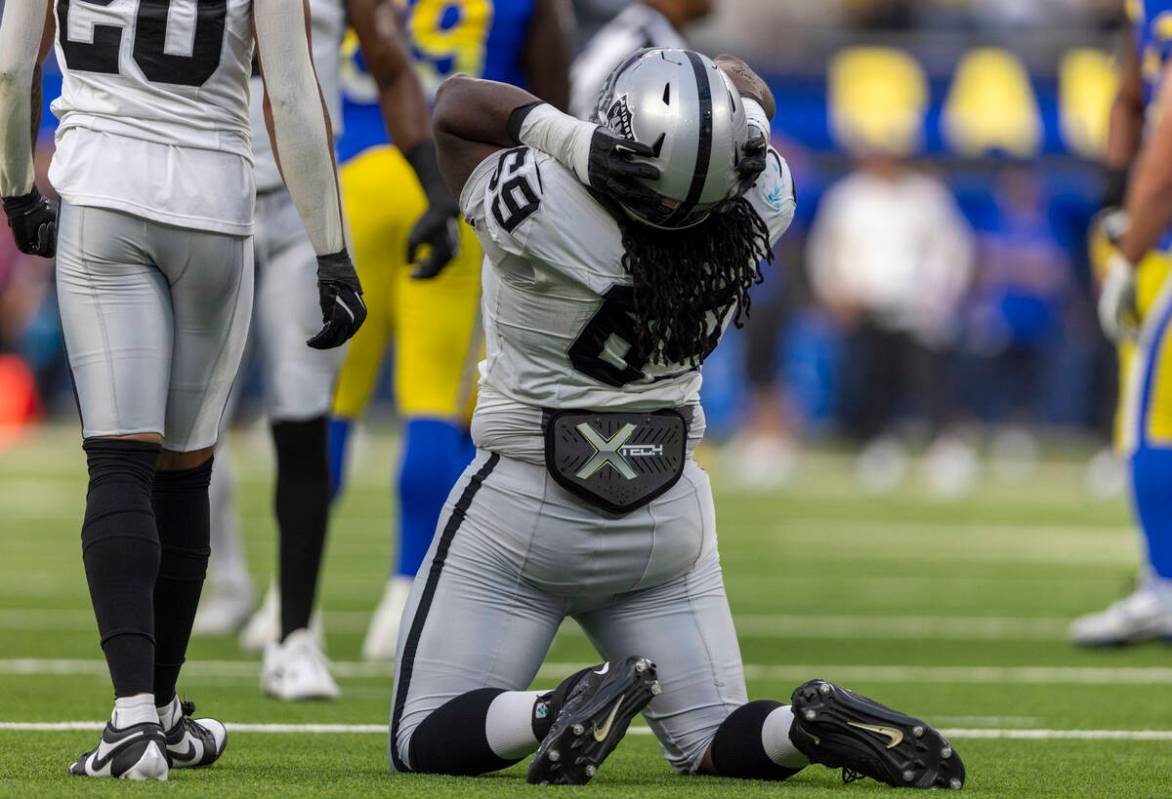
[383,50,965,789]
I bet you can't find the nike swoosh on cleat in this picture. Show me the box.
[92,730,146,770]
[169,739,198,764]
[846,721,904,749]
[592,694,625,742]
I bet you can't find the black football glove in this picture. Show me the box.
[405,140,461,280]
[307,250,367,350]
[406,203,461,280]
[735,129,769,196]
[585,128,662,213]
[3,188,57,258]
[1102,166,1128,211]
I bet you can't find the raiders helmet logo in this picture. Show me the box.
[606,94,636,141]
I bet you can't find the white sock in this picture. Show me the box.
[112,694,158,728]
[157,695,183,731]
[485,690,545,760]
[761,705,809,769]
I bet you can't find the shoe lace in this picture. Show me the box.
[180,700,197,719]
[842,768,864,785]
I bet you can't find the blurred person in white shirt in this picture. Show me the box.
[808,151,976,494]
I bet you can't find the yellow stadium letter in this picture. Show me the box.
[828,47,928,156]
[1059,49,1117,159]
[942,49,1042,157]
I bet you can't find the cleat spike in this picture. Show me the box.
[950,777,963,790]
[818,683,832,696]
[941,746,952,759]
[912,725,924,738]
[803,709,817,721]
[903,770,915,783]
[527,656,660,785]
[650,682,662,696]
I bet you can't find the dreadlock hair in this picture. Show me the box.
[619,196,773,367]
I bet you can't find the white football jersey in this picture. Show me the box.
[461,145,796,463]
[250,0,345,193]
[49,0,256,234]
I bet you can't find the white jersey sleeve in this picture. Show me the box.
[251,0,346,193]
[747,147,797,247]
[461,146,627,294]
[0,0,47,198]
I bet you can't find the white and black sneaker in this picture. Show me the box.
[69,721,169,780]
[163,700,227,768]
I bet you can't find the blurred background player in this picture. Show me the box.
[304,0,571,662]
[192,0,469,699]
[808,149,975,495]
[0,0,361,777]
[1072,0,1172,645]
[570,0,712,119]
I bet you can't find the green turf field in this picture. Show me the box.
[1,425,1168,797]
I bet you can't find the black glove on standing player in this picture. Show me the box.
[3,187,57,258]
[307,250,367,350]
[404,140,462,280]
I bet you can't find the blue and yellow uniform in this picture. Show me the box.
[330,0,537,581]
[1113,0,1172,582]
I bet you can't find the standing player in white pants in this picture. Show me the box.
[192,0,462,703]
[386,50,966,789]
[0,0,363,780]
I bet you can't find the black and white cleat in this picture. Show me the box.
[789,679,965,790]
[68,721,169,780]
[164,701,228,768]
[527,656,661,785]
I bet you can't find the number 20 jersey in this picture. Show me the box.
[459,145,796,463]
[49,0,256,235]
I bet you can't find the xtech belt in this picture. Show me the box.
[542,407,691,515]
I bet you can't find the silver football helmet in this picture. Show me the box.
[593,48,752,229]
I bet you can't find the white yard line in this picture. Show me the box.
[573,615,1072,641]
[5,659,1172,685]
[0,610,1075,640]
[1,721,1170,742]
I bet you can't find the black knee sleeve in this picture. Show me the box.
[152,457,213,705]
[407,688,519,776]
[272,417,330,639]
[81,438,161,698]
[710,700,803,781]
